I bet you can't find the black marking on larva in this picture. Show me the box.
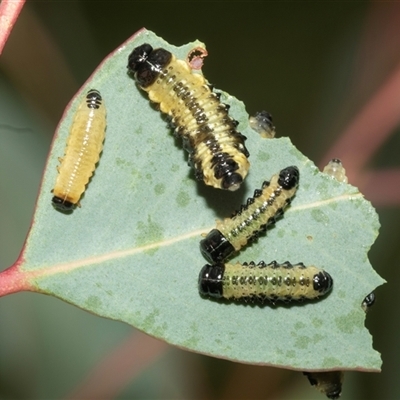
[303,371,344,400]
[200,166,300,263]
[127,43,250,191]
[198,261,333,303]
[249,110,276,138]
[86,89,102,109]
[52,89,106,212]
[361,292,376,313]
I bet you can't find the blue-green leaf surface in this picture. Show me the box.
[19,29,384,371]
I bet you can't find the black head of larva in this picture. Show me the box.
[361,292,376,312]
[313,271,333,295]
[127,43,172,87]
[198,263,224,298]
[52,196,75,212]
[127,43,153,69]
[200,229,235,263]
[86,89,102,109]
[277,166,300,190]
[222,172,243,191]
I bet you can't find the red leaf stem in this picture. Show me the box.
[0,263,36,296]
[0,0,25,55]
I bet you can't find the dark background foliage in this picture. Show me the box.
[0,2,399,399]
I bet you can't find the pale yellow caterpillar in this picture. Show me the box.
[198,261,333,303]
[200,166,299,263]
[52,89,106,211]
[127,43,250,191]
[323,158,348,183]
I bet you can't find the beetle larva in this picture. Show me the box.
[198,261,333,302]
[361,292,376,313]
[323,158,348,183]
[200,166,299,263]
[52,89,106,211]
[249,110,276,138]
[303,371,344,400]
[127,43,250,191]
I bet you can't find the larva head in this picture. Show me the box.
[222,172,244,191]
[312,270,333,296]
[278,166,299,190]
[127,43,153,69]
[52,196,75,212]
[86,89,102,109]
[199,229,235,263]
[361,291,376,313]
[198,264,224,298]
[127,43,172,87]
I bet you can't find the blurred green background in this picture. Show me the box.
[1,1,399,399]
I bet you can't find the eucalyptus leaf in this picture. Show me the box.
[14,29,384,371]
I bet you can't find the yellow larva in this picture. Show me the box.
[127,43,250,191]
[322,158,348,183]
[52,89,106,211]
[198,261,333,303]
[200,166,299,263]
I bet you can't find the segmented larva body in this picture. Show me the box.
[198,261,333,302]
[303,371,344,400]
[52,89,106,211]
[249,110,276,138]
[323,158,348,183]
[127,43,250,191]
[200,166,300,263]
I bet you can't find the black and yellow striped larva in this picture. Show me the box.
[52,89,106,211]
[322,158,348,183]
[303,371,344,400]
[198,261,333,303]
[127,43,250,191]
[249,110,276,138]
[200,166,300,263]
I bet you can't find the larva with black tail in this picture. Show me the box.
[303,371,344,400]
[200,166,300,263]
[127,43,250,191]
[198,261,333,303]
[249,110,276,138]
[361,292,376,313]
[52,89,106,211]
